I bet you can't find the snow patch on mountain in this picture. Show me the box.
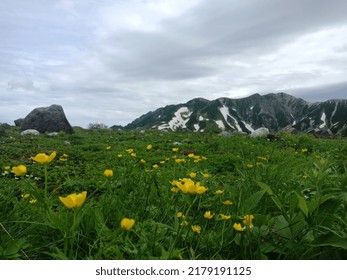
[242,120,254,133]
[167,107,192,130]
[319,112,327,129]
[219,106,234,129]
[215,120,225,130]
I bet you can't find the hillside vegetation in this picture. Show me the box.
[0,127,346,259]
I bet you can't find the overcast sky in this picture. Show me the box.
[1,0,347,127]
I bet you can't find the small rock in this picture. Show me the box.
[250,127,269,138]
[21,129,40,135]
[218,131,233,137]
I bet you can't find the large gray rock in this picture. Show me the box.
[14,118,24,127]
[20,105,73,134]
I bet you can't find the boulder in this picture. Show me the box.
[20,105,73,134]
[21,129,40,135]
[14,118,24,127]
[250,127,269,138]
[47,132,59,137]
[218,131,233,137]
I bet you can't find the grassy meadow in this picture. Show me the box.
[0,126,346,260]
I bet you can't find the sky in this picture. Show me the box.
[1,0,347,128]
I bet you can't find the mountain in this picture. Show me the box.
[124,93,347,136]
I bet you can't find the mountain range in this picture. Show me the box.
[120,93,347,136]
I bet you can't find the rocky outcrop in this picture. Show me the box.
[19,105,73,134]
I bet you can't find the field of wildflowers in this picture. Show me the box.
[0,126,346,260]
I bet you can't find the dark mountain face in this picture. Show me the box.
[124,93,347,136]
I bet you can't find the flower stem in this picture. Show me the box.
[44,164,48,199]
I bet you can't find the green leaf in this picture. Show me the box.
[274,215,292,239]
[257,181,283,212]
[313,233,347,250]
[243,190,266,213]
[296,192,309,218]
[257,181,273,195]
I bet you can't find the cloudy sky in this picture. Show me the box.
[1,0,347,127]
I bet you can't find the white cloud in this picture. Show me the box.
[1,0,347,127]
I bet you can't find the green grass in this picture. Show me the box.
[0,126,346,260]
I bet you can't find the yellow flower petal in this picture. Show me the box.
[32,151,56,164]
[103,169,113,178]
[233,223,246,231]
[12,165,27,176]
[191,225,201,234]
[47,151,57,163]
[59,191,87,209]
[75,191,87,207]
[220,214,231,220]
[222,200,233,205]
[204,211,214,219]
[120,218,135,230]
[59,196,75,209]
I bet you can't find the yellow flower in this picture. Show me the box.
[29,199,37,204]
[233,223,246,231]
[201,156,207,161]
[191,225,201,234]
[12,165,27,176]
[171,187,179,193]
[4,166,10,170]
[189,172,196,178]
[131,153,137,157]
[59,154,68,161]
[203,173,209,178]
[171,178,207,195]
[146,144,152,150]
[177,212,183,218]
[188,153,195,158]
[222,200,233,206]
[243,215,254,228]
[301,148,308,153]
[246,163,253,168]
[180,221,188,227]
[117,154,123,158]
[126,149,133,153]
[215,190,224,195]
[31,151,56,164]
[195,185,208,194]
[220,214,231,220]
[204,211,214,219]
[59,191,87,209]
[257,156,268,161]
[172,148,179,152]
[120,218,135,231]
[152,164,159,169]
[103,169,113,178]
[140,159,146,164]
[21,194,30,199]
[106,146,112,150]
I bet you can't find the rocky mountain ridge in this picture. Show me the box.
[124,93,347,136]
